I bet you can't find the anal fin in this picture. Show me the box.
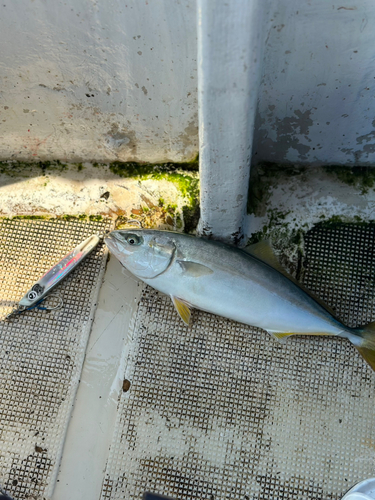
[269,330,336,344]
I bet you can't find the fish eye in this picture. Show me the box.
[126,234,142,246]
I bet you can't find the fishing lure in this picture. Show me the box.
[6,234,100,319]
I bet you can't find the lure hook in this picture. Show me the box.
[124,219,143,228]
[4,294,64,320]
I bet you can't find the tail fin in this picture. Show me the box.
[352,321,375,371]
[356,346,375,371]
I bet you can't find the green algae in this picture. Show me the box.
[0,157,200,211]
[59,214,105,222]
[9,215,52,220]
[88,215,104,222]
[148,172,199,208]
[106,153,199,177]
[0,154,198,177]
[248,163,375,216]
[323,166,375,194]
[247,163,308,216]
[2,214,106,222]
[0,159,74,176]
[182,204,200,234]
[59,214,87,221]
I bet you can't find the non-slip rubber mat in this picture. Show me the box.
[0,218,112,500]
[101,224,375,500]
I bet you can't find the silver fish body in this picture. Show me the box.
[104,229,364,345]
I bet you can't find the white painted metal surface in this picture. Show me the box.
[197,0,266,243]
[0,219,112,500]
[0,163,193,220]
[0,0,198,163]
[1,0,374,169]
[2,185,375,500]
[246,166,375,243]
[99,271,375,500]
[253,0,375,166]
[53,260,142,500]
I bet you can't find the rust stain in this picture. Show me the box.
[140,194,157,209]
[20,133,53,157]
[122,379,131,392]
[363,437,375,450]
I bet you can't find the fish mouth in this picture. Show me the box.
[104,232,121,244]
[104,233,121,252]
[104,233,115,247]
[104,232,131,256]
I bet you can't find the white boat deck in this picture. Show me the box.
[1,219,374,500]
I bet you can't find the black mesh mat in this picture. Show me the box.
[101,224,375,500]
[0,218,112,500]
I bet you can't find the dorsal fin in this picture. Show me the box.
[246,240,286,275]
[245,240,340,320]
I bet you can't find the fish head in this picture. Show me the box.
[105,229,176,279]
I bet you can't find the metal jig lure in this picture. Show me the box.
[6,234,100,320]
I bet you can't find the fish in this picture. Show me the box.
[104,229,375,371]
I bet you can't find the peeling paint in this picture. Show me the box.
[246,163,375,271]
[178,117,199,157]
[256,110,313,162]
[356,127,375,145]
[104,125,138,159]
[253,1,375,166]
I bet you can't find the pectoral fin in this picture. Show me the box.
[171,295,192,325]
[177,261,213,277]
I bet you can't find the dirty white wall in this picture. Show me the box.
[0,0,198,163]
[197,0,267,243]
[253,0,375,166]
[1,0,375,167]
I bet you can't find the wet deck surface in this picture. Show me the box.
[101,224,375,500]
[0,219,112,500]
[0,221,375,500]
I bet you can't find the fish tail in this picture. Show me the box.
[350,321,375,371]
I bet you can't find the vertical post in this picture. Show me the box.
[197,0,265,245]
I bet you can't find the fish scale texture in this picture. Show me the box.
[101,224,375,500]
[0,218,112,500]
